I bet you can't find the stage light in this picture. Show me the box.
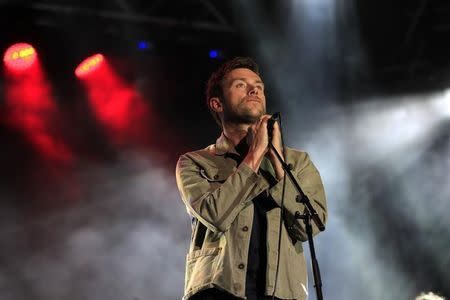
[137,41,151,50]
[3,44,73,163]
[430,89,450,118]
[3,43,37,72]
[76,55,150,145]
[209,49,220,59]
[75,53,104,78]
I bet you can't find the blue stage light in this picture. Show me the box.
[209,49,219,59]
[137,41,151,50]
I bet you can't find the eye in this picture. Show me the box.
[235,82,245,88]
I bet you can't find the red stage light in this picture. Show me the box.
[3,43,37,72]
[4,48,74,164]
[75,54,104,78]
[77,56,151,145]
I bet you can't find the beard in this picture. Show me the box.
[222,99,265,125]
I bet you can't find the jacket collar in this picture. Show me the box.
[214,132,239,156]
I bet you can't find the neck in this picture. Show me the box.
[222,122,253,149]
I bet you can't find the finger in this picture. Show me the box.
[261,114,271,122]
[254,117,263,128]
[273,117,279,127]
[259,119,269,136]
[261,115,272,131]
[255,116,265,130]
[273,119,281,132]
[260,116,270,127]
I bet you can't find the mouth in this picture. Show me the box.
[245,97,261,103]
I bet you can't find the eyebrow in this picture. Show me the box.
[229,78,265,86]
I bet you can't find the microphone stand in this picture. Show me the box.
[268,142,325,300]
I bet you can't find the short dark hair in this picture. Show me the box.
[205,57,261,127]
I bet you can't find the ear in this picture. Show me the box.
[209,97,223,113]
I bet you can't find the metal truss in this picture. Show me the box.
[1,0,236,33]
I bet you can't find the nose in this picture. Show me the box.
[248,84,258,96]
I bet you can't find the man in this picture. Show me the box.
[176,57,327,300]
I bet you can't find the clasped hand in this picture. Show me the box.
[244,115,285,180]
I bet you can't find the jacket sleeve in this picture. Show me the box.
[176,153,270,233]
[269,151,327,241]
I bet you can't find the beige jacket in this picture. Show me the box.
[175,133,327,299]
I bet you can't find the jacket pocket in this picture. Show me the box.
[185,247,222,292]
[199,167,228,182]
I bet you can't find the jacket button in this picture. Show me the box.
[242,226,249,232]
[238,263,245,269]
[213,174,219,179]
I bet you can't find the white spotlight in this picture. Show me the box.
[432,89,450,118]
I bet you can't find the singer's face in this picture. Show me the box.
[221,68,266,125]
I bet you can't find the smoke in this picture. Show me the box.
[289,93,450,299]
[0,151,189,300]
[230,0,450,298]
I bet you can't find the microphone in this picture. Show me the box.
[268,112,281,142]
